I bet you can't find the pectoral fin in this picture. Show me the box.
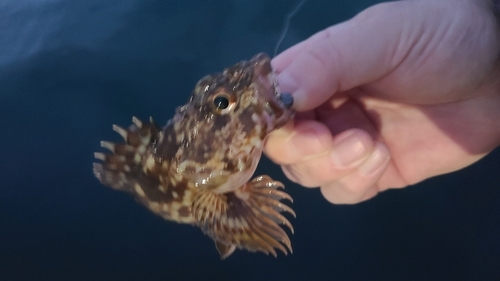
[214,241,236,260]
[193,175,295,259]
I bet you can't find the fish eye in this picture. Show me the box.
[212,93,234,114]
[214,96,229,109]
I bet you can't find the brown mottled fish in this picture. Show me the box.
[93,53,295,259]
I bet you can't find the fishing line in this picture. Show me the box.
[273,0,308,57]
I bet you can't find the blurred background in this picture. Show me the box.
[1,0,499,280]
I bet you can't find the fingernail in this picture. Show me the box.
[358,143,390,176]
[277,72,298,94]
[330,132,369,167]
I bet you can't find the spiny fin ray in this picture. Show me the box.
[192,175,294,259]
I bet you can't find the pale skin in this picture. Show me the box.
[265,0,500,204]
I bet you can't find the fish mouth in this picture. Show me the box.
[250,53,294,128]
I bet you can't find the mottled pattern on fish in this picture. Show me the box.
[93,53,295,259]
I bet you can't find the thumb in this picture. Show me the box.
[272,2,407,111]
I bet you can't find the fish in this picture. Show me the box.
[93,53,295,259]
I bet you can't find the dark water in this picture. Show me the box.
[1,0,499,280]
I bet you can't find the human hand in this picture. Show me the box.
[265,0,500,204]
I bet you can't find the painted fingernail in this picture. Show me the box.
[330,131,369,167]
[358,143,390,176]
